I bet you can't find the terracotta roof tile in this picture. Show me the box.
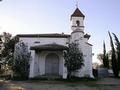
[71,8,85,18]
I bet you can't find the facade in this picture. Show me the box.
[16,7,93,79]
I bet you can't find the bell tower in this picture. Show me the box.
[69,5,93,78]
[71,7,85,41]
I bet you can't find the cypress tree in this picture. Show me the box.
[108,31,119,77]
[113,33,120,72]
[103,41,109,68]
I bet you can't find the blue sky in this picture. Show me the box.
[0,0,120,62]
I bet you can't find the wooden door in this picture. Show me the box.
[45,53,59,75]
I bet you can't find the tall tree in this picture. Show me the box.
[108,31,119,77]
[103,41,109,68]
[63,42,84,79]
[0,34,18,76]
[1,36,19,66]
[13,41,31,79]
[113,33,120,72]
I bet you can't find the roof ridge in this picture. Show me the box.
[16,33,70,38]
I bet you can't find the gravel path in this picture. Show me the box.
[96,78,120,85]
[0,78,120,90]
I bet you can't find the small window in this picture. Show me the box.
[34,41,40,44]
[76,20,80,26]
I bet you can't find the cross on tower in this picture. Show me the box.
[75,0,79,8]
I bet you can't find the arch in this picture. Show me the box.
[45,53,59,75]
[76,20,80,26]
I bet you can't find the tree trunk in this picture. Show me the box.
[67,71,72,79]
[112,67,119,78]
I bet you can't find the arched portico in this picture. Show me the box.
[30,44,68,78]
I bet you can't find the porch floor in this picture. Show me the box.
[35,75,62,80]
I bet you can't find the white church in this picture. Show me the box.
[16,7,93,79]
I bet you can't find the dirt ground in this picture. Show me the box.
[0,78,120,90]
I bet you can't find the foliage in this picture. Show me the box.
[113,33,120,71]
[1,37,19,65]
[92,62,100,69]
[97,42,109,69]
[108,31,119,77]
[0,35,18,76]
[63,42,84,79]
[13,41,31,79]
[103,41,109,68]
[97,53,103,63]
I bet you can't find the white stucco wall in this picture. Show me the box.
[71,17,84,27]
[19,37,69,48]
[71,17,84,31]
[29,50,35,77]
[70,36,93,78]
[71,32,84,42]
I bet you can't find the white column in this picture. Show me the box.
[29,51,35,78]
[62,58,67,79]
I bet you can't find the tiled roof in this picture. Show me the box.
[86,42,93,46]
[17,33,70,38]
[30,44,68,51]
[71,8,85,18]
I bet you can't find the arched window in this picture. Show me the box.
[76,20,80,26]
